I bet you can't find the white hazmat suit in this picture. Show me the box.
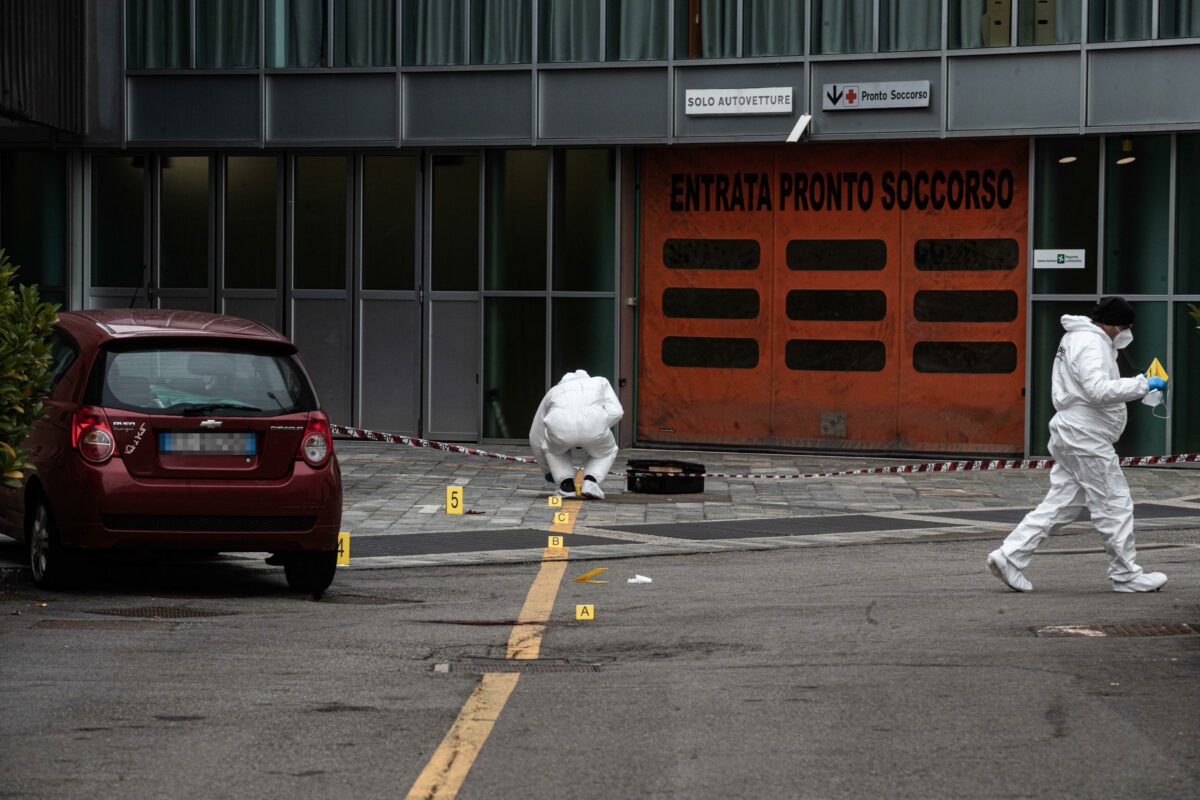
[529,370,624,499]
[988,313,1164,592]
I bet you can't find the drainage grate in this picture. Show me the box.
[88,606,231,619]
[433,658,599,674]
[35,619,176,631]
[1034,623,1197,638]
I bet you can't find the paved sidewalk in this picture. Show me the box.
[335,438,1200,568]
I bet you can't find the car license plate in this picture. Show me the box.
[159,431,257,455]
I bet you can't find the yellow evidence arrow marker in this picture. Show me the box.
[1146,358,1169,381]
[573,567,609,584]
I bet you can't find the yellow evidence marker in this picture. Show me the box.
[573,567,608,584]
[446,485,463,514]
[336,532,350,565]
[548,495,562,507]
[553,510,570,526]
[1146,358,1169,381]
[548,535,564,549]
[576,605,595,620]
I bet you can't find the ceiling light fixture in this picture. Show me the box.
[1116,137,1136,165]
[1058,155,1078,164]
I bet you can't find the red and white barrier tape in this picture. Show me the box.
[331,424,538,465]
[331,423,1200,479]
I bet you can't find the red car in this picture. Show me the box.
[0,309,342,595]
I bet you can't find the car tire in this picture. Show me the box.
[283,551,337,598]
[29,498,73,589]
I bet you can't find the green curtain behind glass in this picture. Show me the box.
[1160,0,1200,38]
[881,0,940,51]
[409,0,465,65]
[1089,0,1151,42]
[700,0,737,58]
[477,0,531,64]
[744,0,803,56]
[128,0,189,68]
[813,0,872,54]
[543,0,600,62]
[197,0,258,67]
[1018,0,1082,44]
[611,0,667,60]
[338,0,395,65]
[268,0,327,67]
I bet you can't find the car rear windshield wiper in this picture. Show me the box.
[176,403,263,415]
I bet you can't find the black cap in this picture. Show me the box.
[1090,296,1135,326]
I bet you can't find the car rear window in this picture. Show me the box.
[93,345,318,416]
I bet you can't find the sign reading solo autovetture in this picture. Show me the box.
[823,81,930,110]
[685,87,793,116]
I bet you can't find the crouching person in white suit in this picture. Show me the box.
[530,370,624,499]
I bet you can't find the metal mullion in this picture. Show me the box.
[600,0,608,61]
[872,0,880,53]
[545,148,555,390]
[1165,133,1176,450]
[149,154,159,308]
[1096,136,1106,297]
[328,0,336,66]
[190,0,197,69]
[214,153,225,311]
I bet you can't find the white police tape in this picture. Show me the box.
[330,424,539,465]
[330,423,1200,479]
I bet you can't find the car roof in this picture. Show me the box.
[57,309,292,347]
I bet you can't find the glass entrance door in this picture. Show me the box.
[423,153,481,441]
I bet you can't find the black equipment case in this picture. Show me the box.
[625,459,705,494]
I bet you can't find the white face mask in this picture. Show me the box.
[1113,329,1133,349]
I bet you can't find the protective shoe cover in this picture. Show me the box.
[580,478,605,500]
[987,549,1033,592]
[1112,571,1167,593]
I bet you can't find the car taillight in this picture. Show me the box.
[72,407,115,464]
[299,411,331,467]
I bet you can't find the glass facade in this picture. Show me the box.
[160,156,210,289]
[1031,135,1197,457]
[293,156,347,290]
[362,155,416,291]
[225,156,278,290]
[92,156,145,288]
[0,152,67,305]
[128,0,1186,70]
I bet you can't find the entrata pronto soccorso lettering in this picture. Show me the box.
[669,168,1016,213]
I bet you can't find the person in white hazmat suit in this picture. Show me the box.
[987,297,1169,593]
[529,370,624,499]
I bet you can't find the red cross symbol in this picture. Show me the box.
[846,88,858,105]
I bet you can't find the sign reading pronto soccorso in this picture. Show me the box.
[637,140,1029,455]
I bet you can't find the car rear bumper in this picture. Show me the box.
[49,459,342,552]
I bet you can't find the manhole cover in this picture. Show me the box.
[433,658,599,674]
[35,619,176,631]
[88,606,231,619]
[1034,623,1197,638]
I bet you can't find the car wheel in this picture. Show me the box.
[283,551,337,598]
[29,499,72,589]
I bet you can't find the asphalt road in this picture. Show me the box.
[2,525,1198,799]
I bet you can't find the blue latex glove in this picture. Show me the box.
[1147,376,1167,391]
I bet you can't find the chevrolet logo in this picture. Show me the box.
[199,419,222,429]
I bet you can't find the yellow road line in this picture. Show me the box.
[405,497,580,799]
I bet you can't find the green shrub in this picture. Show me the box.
[1189,303,1200,334]
[0,250,59,488]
